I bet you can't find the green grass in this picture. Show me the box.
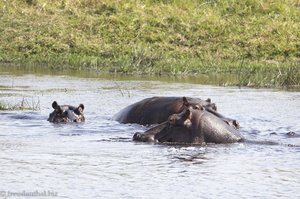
[0,0,299,87]
[0,98,40,111]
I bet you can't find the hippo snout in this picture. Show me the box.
[133,132,157,143]
[133,132,143,141]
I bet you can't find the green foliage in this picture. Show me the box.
[0,0,299,87]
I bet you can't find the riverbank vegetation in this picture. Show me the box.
[0,97,41,111]
[0,97,40,111]
[0,0,299,88]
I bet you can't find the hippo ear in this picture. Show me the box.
[233,120,239,129]
[78,104,84,112]
[183,109,192,120]
[205,98,211,103]
[52,101,58,109]
[211,103,217,111]
[182,97,189,107]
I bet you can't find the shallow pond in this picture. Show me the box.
[0,69,299,199]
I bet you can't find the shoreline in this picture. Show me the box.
[0,62,299,89]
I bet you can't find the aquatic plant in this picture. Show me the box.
[0,101,8,110]
[0,98,40,111]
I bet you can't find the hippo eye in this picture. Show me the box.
[168,118,174,123]
[55,109,64,115]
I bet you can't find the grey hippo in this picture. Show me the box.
[133,106,243,144]
[48,101,85,123]
[114,96,239,129]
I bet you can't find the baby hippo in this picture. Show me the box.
[48,101,85,123]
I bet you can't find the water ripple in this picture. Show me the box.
[0,74,299,199]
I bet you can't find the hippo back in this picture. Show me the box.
[114,96,214,125]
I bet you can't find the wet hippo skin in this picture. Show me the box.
[48,101,85,123]
[133,107,243,144]
[114,96,239,129]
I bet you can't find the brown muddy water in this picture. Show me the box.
[0,67,299,199]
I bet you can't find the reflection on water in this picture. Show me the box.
[0,64,242,86]
[0,68,299,199]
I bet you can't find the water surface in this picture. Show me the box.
[0,71,299,199]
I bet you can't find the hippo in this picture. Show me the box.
[133,106,243,144]
[47,101,85,123]
[114,96,239,128]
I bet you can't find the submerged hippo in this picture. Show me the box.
[114,96,239,129]
[47,101,85,123]
[133,106,243,144]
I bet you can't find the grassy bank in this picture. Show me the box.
[0,0,299,87]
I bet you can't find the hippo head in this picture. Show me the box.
[133,132,157,142]
[182,97,217,111]
[47,101,85,123]
[203,98,217,111]
[132,105,204,143]
[168,106,196,127]
[182,97,239,129]
[153,108,195,143]
[155,107,242,144]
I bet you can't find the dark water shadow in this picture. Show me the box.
[172,153,211,165]
[91,137,132,143]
